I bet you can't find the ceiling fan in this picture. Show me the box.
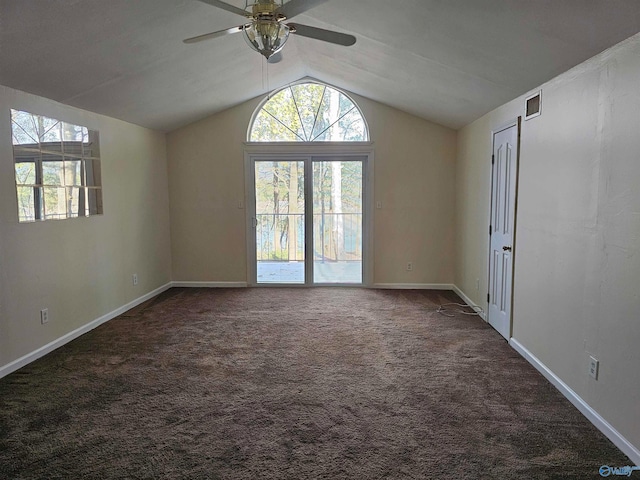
[184,0,356,60]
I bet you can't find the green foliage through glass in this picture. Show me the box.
[11,109,103,222]
[249,82,368,142]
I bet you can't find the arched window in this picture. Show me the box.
[249,82,369,142]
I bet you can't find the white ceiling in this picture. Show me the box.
[2,0,640,132]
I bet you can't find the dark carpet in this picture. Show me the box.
[0,288,630,479]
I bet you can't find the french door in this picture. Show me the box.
[248,154,368,286]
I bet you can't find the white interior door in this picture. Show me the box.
[488,124,518,339]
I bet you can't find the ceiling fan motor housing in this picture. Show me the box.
[251,1,281,19]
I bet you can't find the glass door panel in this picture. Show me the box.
[255,160,305,284]
[312,160,363,284]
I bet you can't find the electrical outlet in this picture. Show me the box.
[406,262,413,271]
[132,274,138,286]
[376,201,382,209]
[40,308,49,325]
[238,200,244,209]
[589,356,599,380]
[475,278,480,291]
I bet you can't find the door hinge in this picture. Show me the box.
[489,224,492,235]
[492,154,495,165]
[487,293,490,303]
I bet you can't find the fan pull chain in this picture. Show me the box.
[267,58,270,98]
[262,55,271,99]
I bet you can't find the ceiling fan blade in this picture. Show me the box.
[194,0,250,17]
[276,0,329,19]
[288,23,356,47]
[183,25,245,44]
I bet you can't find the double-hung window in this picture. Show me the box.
[11,109,103,222]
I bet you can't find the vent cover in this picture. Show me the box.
[525,91,542,120]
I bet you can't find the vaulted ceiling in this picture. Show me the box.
[2,0,640,132]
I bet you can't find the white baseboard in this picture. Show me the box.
[510,338,640,466]
[452,285,487,321]
[0,282,172,380]
[372,283,454,290]
[171,281,248,288]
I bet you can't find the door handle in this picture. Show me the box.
[503,245,512,252]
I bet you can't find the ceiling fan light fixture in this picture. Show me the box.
[243,20,290,59]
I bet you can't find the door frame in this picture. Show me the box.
[244,143,375,287]
[486,118,521,339]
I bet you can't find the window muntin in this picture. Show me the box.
[249,82,368,142]
[11,109,103,222]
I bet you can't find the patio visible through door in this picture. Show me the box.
[252,156,365,285]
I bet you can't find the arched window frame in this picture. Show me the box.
[246,80,370,144]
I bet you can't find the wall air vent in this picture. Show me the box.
[525,90,542,120]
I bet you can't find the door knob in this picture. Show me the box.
[503,245,512,251]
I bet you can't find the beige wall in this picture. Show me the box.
[0,85,172,369]
[359,94,457,285]
[167,99,256,283]
[167,90,457,285]
[456,34,640,455]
